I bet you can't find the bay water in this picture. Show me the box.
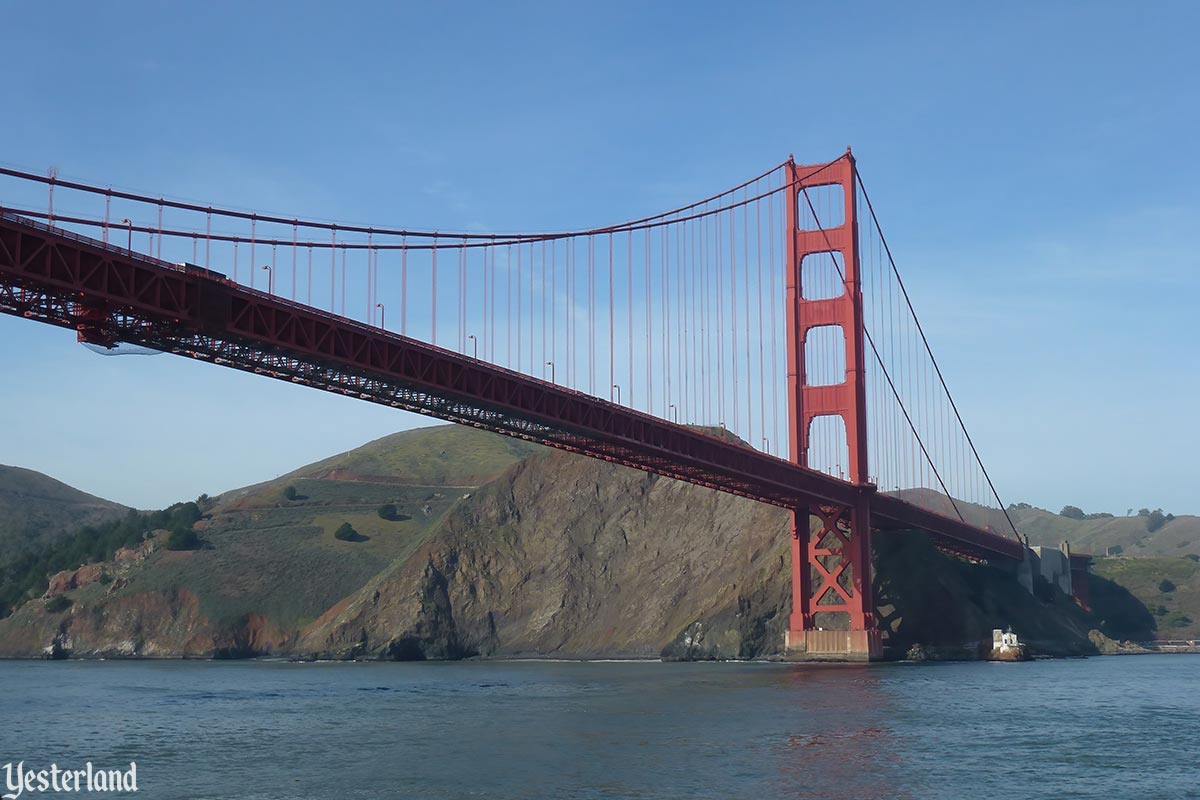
[1,655,1196,799]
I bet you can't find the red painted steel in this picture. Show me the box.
[786,153,877,652]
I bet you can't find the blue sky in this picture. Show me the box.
[1,1,1196,514]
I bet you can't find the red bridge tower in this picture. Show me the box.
[785,151,882,660]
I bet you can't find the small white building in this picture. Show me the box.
[993,629,1021,653]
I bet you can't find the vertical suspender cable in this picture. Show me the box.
[627,230,634,406]
[292,223,298,301]
[609,231,615,401]
[432,236,438,346]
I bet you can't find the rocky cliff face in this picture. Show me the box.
[0,587,292,659]
[298,452,793,660]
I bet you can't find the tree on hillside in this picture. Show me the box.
[1059,505,1086,520]
[378,503,398,521]
[284,485,298,501]
[45,595,72,613]
[334,523,365,542]
[1147,509,1173,533]
[166,528,201,551]
[167,502,201,531]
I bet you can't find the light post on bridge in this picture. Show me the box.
[612,384,621,405]
[545,360,555,385]
[468,334,478,360]
[668,403,678,424]
[120,218,132,251]
[261,265,274,294]
[376,303,385,330]
[762,437,770,455]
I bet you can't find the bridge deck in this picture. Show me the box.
[0,212,1043,564]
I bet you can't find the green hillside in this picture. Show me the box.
[881,491,1199,558]
[277,425,542,488]
[141,424,544,629]
[1008,505,1200,557]
[1091,556,1200,639]
[0,465,128,558]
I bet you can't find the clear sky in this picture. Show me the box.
[1,1,1196,514]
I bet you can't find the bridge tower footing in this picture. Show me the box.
[783,504,882,661]
[784,152,882,661]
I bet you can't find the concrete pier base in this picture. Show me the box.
[784,629,883,662]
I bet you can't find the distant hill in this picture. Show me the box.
[0,465,128,558]
[280,425,543,487]
[876,490,1199,558]
[1007,506,1200,557]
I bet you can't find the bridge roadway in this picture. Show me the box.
[0,211,1064,566]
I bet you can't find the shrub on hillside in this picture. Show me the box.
[1186,554,1200,563]
[45,595,72,613]
[165,528,201,551]
[167,502,202,530]
[1158,578,1177,594]
[334,523,363,542]
[284,485,298,501]
[378,503,398,521]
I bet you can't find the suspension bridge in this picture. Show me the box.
[0,150,1090,659]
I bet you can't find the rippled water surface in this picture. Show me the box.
[1,655,1197,799]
